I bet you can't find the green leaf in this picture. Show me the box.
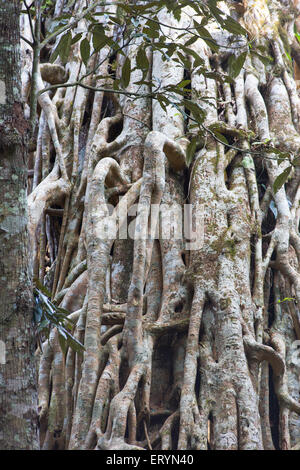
[58,325,68,340]
[33,282,84,354]
[136,47,149,71]
[50,31,72,65]
[121,57,131,88]
[192,20,219,52]
[177,51,191,70]
[212,131,228,145]
[165,43,176,58]
[145,18,159,32]
[34,279,52,298]
[183,100,206,124]
[108,15,123,26]
[173,7,181,22]
[58,331,67,355]
[222,16,248,36]
[278,297,295,303]
[92,30,106,51]
[184,36,198,47]
[156,94,169,113]
[285,50,292,62]
[66,335,85,354]
[80,38,90,67]
[292,156,300,166]
[71,33,83,45]
[181,46,204,68]
[186,137,197,166]
[177,79,191,89]
[228,51,247,78]
[273,166,292,193]
[207,0,225,23]
[142,26,159,39]
[58,31,72,65]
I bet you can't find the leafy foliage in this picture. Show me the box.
[33,280,85,355]
[33,0,260,155]
[273,166,292,194]
[26,0,298,185]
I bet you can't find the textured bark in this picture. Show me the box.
[22,0,300,450]
[0,0,39,450]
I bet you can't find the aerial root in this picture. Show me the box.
[243,325,300,416]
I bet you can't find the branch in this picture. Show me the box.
[38,80,153,99]
[23,0,35,43]
[39,1,109,50]
[21,34,34,47]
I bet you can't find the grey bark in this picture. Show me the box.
[0,0,39,450]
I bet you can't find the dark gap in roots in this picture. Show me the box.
[226,210,231,229]
[230,83,237,115]
[107,117,123,143]
[263,206,277,239]
[119,354,130,391]
[199,300,212,344]
[78,127,89,178]
[102,395,110,435]
[125,412,130,440]
[249,233,256,295]
[88,431,97,450]
[181,251,187,266]
[82,89,94,126]
[257,167,268,200]
[150,411,173,430]
[183,68,191,134]
[53,440,59,450]
[259,80,270,103]
[207,412,214,450]
[224,153,240,190]
[110,242,114,257]
[171,414,180,450]
[223,134,236,151]
[268,270,275,328]
[100,93,115,120]
[143,295,147,315]
[195,356,201,397]
[183,166,190,199]
[174,301,184,313]
[48,206,63,261]
[212,330,218,363]
[268,364,280,449]
[135,396,143,442]
[216,76,225,122]
[108,53,117,82]
[150,335,173,410]
[49,143,56,168]
[135,376,147,442]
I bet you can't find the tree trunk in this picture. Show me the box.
[24,0,300,450]
[0,0,39,450]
